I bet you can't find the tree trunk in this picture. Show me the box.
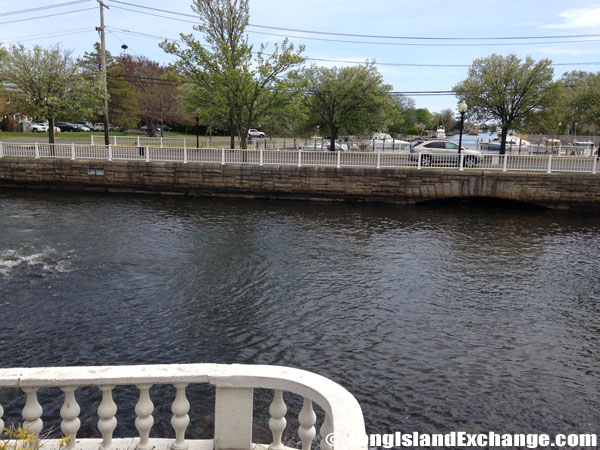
[240,134,247,150]
[48,118,55,144]
[148,118,156,137]
[500,126,509,155]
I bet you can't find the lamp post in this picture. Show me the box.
[314,125,319,150]
[458,101,468,155]
[195,116,199,149]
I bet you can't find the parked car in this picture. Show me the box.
[19,121,49,132]
[56,122,82,132]
[94,123,118,132]
[410,140,482,167]
[248,129,265,138]
[78,121,94,130]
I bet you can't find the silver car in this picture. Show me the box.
[410,140,482,167]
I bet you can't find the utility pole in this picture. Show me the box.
[96,0,110,146]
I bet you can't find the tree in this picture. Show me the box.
[454,54,558,154]
[160,0,304,149]
[414,108,433,131]
[302,63,395,150]
[439,109,456,132]
[2,44,104,143]
[120,55,180,137]
[79,44,139,130]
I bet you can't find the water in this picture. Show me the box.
[0,190,599,442]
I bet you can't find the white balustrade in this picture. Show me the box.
[268,389,287,450]
[298,398,316,450]
[0,364,366,450]
[170,383,190,450]
[22,387,43,438]
[98,385,117,450]
[0,402,4,435]
[60,386,80,449]
[135,384,154,450]
[320,413,333,450]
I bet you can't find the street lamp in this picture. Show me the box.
[314,125,319,150]
[458,101,468,155]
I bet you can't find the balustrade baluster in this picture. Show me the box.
[135,384,154,450]
[97,385,117,450]
[319,412,333,450]
[298,398,316,450]
[268,390,287,450]
[22,387,43,438]
[60,386,80,449]
[0,402,4,436]
[170,383,190,450]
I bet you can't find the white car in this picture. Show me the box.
[248,129,265,138]
[30,122,48,132]
[410,140,482,167]
[19,121,48,132]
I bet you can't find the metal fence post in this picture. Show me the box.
[183,144,188,164]
[259,149,263,166]
[547,154,552,174]
[0,142,3,158]
[91,135,94,146]
[503,154,508,172]
[108,144,112,161]
[298,149,302,167]
[418,152,422,170]
[146,146,150,162]
[377,151,381,169]
[71,143,75,160]
[113,136,117,146]
[221,148,225,165]
[137,136,140,147]
[459,154,464,171]
[35,142,39,159]
[337,150,341,168]
[160,137,163,148]
[593,156,598,175]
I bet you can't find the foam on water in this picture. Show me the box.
[0,247,74,277]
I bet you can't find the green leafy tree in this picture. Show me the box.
[558,71,600,135]
[414,108,433,131]
[79,44,139,130]
[454,54,558,154]
[2,44,104,143]
[303,63,395,150]
[161,0,304,149]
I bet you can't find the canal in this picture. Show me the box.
[0,190,598,443]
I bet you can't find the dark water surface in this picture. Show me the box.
[0,190,599,441]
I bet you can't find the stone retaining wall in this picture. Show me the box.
[1,157,599,211]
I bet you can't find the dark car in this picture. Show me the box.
[56,122,81,132]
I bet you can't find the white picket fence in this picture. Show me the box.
[1,142,598,174]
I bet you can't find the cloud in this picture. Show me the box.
[542,7,600,30]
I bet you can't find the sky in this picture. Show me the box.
[2,0,600,115]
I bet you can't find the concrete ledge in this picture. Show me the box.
[1,157,599,211]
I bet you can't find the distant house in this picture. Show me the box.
[1,82,30,130]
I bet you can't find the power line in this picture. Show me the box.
[106,6,600,47]
[1,29,94,44]
[105,0,600,42]
[248,30,600,47]
[0,0,91,17]
[106,27,600,69]
[0,7,96,26]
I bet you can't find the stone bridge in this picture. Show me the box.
[0,157,599,211]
